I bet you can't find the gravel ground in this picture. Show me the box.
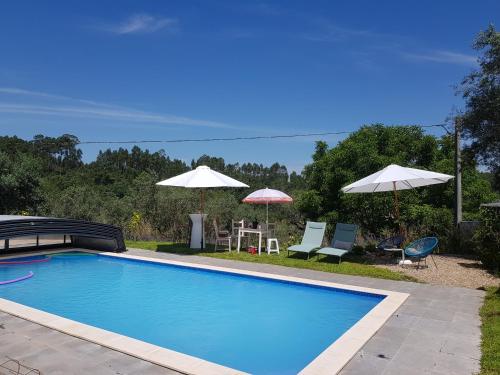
[375,254,499,289]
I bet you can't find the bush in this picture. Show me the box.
[295,190,322,220]
[473,207,500,273]
[404,204,453,238]
[351,245,365,256]
[404,204,456,252]
[281,229,302,250]
[444,226,477,255]
[364,243,377,253]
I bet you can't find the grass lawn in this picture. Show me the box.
[480,286,500,375]
[125,240,416,281]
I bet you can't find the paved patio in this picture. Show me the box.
[0,248,485,374]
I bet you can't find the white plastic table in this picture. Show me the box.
[236,228,264,255]
[384,247,406,265]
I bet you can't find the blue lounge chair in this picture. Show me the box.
[317,223,358,263]
[404,237,438,269]
[287,221,326,259]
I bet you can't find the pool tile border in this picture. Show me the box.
[0,249,409,374]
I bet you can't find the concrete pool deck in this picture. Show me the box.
[0,248,485,374]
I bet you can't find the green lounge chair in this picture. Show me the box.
[287,221,326,259]
[317,223,358,263]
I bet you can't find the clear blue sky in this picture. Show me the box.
[1,1,498,172]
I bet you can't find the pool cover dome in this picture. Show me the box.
[0,215,125,253]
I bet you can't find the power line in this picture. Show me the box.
[78,131,352,145]
[77,124,450,145]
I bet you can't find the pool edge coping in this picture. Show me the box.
[0,248,409,374]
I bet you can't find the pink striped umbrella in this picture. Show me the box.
[242,188,293,225]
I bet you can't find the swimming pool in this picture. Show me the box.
[0,251,407,374]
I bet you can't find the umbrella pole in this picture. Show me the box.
[200,189,205,250]
[200,189,205,213]
[266,202,269,226]
[393,181,402,235]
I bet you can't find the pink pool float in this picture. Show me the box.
[0,257,49,265]
[0,271,34,285]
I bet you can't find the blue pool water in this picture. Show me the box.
[0,252,383,374]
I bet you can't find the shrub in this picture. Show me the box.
[404,204,453,237]
[403,204,456,252]
[473,207,500,273]
[364,243,377,253]
[295,190,323,220]
[351,245,365,256]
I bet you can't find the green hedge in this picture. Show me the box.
[474,207,500,273]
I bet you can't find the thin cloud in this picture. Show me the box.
[302,21,400,43]
[0,87,115,108]
[0,88,239,129]
[0,104,234,129]
[402,50,477,66]
[302,21,477,69]
[102,13,178,35]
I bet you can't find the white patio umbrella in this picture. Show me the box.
[156,165,249,249]
[157,165,249,207]
[341,164,454,231]
[242,188,293,225]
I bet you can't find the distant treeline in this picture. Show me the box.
[0,125,498,252]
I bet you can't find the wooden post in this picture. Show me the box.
[266,201,269,226]
[393,181,402,234]
[200,189,205,213]
[454,118,462,228]
[200,189,205,249]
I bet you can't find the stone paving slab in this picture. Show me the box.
[0,248,485,374]
[0,312,180,375]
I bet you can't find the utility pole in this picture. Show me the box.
[454,117,462,228]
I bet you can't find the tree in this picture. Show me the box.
[301,125,497,240]
[0,134,308,241]
[44,185,104,221]
[32,134,83,171]
[459,25,500,189]
[0,152,42,214]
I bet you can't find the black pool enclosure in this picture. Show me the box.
[0,215,126,253]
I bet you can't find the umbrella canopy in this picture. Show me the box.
[242,188,293,204]
[156,165,249,212]
[156,165,249,189]
[342,164,454,193]
[156,165,248,249]
[341,164,454,233]
[243,188,293,225]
